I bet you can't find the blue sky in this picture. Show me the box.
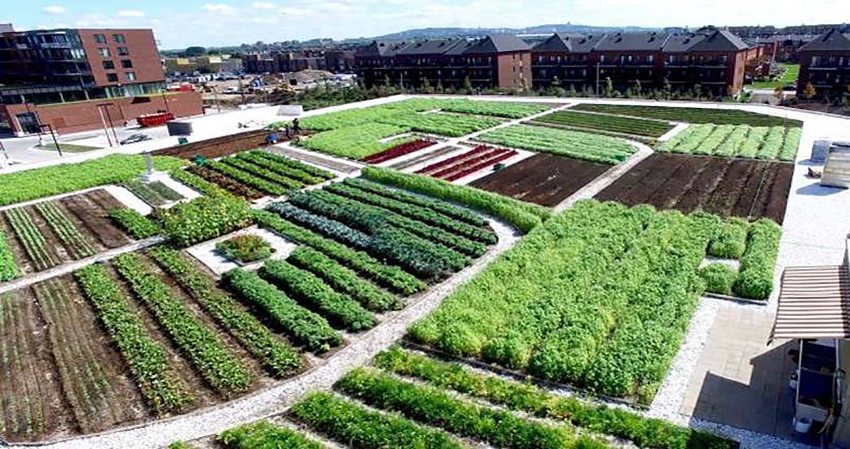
[3,0,850,49]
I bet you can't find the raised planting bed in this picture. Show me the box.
[572,103,804,127]
[476,124,636,164]
[362,139,437,164]
[297,123,412,159]
[470,153,610,207]
[534,109,675,137]
[376,112,503,137]
[594,153,793,224]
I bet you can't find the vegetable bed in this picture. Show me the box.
[535,110,674,137]
[476,124,636,164]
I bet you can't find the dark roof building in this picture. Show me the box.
[797,29,850,98]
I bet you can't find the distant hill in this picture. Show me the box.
[360,24,656,42]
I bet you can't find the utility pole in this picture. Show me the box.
[40,124,62,157]
[97,105,114,147]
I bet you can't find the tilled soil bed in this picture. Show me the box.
[594,153,793,223]
[470,153,609,207]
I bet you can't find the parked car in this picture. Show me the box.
[120,134,152,145]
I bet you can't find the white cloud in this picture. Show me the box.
[277,7,311,16]
[41,5,66,15]
[252,2,276,8]
[74,13,116,27]
[251,17,278,24]
[202,3,234,13]
[117,10,145,17]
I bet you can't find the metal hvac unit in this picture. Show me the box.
[821,145,850,189]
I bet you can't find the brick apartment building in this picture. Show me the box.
[797,29,850,99]
[532,29,753,95]
[0,26,202,136]
[241,50,355,74]
[355,34,532,90]
[355,29,755,96]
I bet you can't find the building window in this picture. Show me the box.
[98,48,110,57]
[103,60,115,69]
[94,34,106,44]
[117,47,129,56]
[125,72,136,81]
[113,34,126,44]
[106,73,119,82]
[121,59,133,68]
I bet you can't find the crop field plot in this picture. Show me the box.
[470,153,610,206]
[122,179,185,207]
[476,124,637,164]
[296,123,414,160]
[177,151,336,200]
[376,112,504,137]
[658,124,802,161]
[385,145,464,171]
[595,153,793,224]
[534,109,675,138]
[186,346,736,449]
[413,145,519,182]
[572,103,804,127]
[409,200,732,403]
[0,190,135,275]
[362,138,437,165]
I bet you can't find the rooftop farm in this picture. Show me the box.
[0,96,816,449]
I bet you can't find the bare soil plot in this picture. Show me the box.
[594,153,793,223]
[60,191,133,249]
[470,154,609,207]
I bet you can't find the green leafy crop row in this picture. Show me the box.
[477,124,636,164]
[0,229,19,282]
[159,195,253,247]
[113,253,252,395]
[734,219,781,300]
[254,210,424,295]
[109,208,162,239]
[218,421,324,449]
[149,247,303,377]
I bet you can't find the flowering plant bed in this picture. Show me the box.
[362,139,437,164]
[215,234,276,264]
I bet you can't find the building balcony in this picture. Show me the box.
[807,65,847,71]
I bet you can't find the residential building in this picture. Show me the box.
[797,29,850,99]
[164,55,243,75]
[354,30,752,95]
[532,29,752,96]
[355,35,532,90]
[241,50,354,74]
[0,27,202,135]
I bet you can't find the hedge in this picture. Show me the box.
[0,154,184,207]
[109,208,162,239]
[734,218,782,300]
[361,166,549,233]
[222,267,340,352]
[290,392,463,449]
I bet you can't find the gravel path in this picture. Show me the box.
[10,216,521,449]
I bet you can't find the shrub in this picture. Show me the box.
[259,260,375,331]
[734,218,781,300]
[218,421,323,449]
[361,166,549,233]
[160,195,253,247]
[222,268,340,352]
[0,154,184,207]
[216,234,275,264]
[109,208,162,239]
[708,218,749,259]
[700,263,738,295]
[290,392,463,449]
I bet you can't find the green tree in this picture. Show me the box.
[184,46,206,57]
[634,79,642,98]
[773,85,785,102]
[421,76,433,93]
[662,77,672,99]
[604,77,614,97]
[802,82,816,100]
[463,76,473,94]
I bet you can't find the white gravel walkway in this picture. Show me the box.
[10,217,521,449]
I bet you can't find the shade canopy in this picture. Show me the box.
[771,265,850,340]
